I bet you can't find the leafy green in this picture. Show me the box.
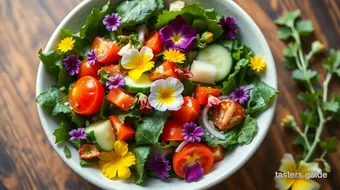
[278,26,293,40]
[283,42,300,57]
[118,109,142,123]
[232,43,254,61]
[69,139,82,149]
[117,0,157,27]
[63,146,72,158]
[98,68,110,85]
[157,141,179,149]
[80,158,99,167]
[323,49,340,77]
[181,79,197,96]
[247,81,279,115]
[135,111,169,146]
[36,86,71,116]
[53,120,73,144]
[130,146,151,184]
[283,57,297,70]
[322,101,339,113]
[60,29,91,58]
[155,3,223,39]
[320,137,337,152]
[297,92,320,107]
[296,20,314,36]
[299,110,318,128]
[292,69,318,81]
[275,10,301,27]
[221,59,249,94]
[38,49,63,79]
[204,129,238,148]
[236,115,258,144]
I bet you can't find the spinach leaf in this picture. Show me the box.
[38,49,62,79]
[246,81,279,115]
[236,115,258,144]
[36,86,71,115]
[221,59,249,95]
[53,120,73,144]
[135,111,170,146]
[130,146,151,184]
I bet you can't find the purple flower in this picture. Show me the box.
[146,154,171,179]
[184,163,204,183]
[219,16,238,39]
[230,86,250,104]
[159,16,197,52]
[181,122,204,142]
[69,128,87,141]
[106,75,125,89]
[63,55,81,76]
[87,49,97,65]
[103,13,121,32]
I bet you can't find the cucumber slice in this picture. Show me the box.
[84,120,116,151]
[124,73,153,93]
[196,44,232,82]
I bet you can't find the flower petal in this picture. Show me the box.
[120,152,136,167]
[297,161,322,175]
[98,151,117,162]
[274,177,295,190]
[139,46,154,62]
[166,95,184,111]
[148,94,168,112]
[279,153,297,173]
[292,179,320,190]
[114,140,128,157]
[184,163,204,183]
[165,77,184,96]
[129,61,154,80]
[100,161,118,179]
[117,165,131,179]
[121,48,140,69]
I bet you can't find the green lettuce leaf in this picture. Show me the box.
[221,59,249,95]
[130,146,151,184]
[38,49,62,79]
[236,115,258,144]
[63,146,72,158]
[53,120,73,143]
[36,86,71,115]
[204,129,238,148]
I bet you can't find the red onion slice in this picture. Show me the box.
[175,141,189,152]
[202,106,225,140]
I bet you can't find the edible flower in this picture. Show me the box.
[230,86,250,104]
[200,31,214,44]
[250,56,267,72]
[146,154,171,179]
[159,16,197,52]
[207,95,221,107]
[121,46,155,80]
[87,49,98,65]
[275,153,321,190]
[219,16,238,39]
[136,93,152,110]
[58,37,75,52]
[185,162,204,183]
[103,13,121,32]
[106,75,125,89]
[163,49,186,63]
[181,122,204,142]
[148,77,184,111]
[63,55,81,76]
[98,140,136,180]
[69,128,87,140]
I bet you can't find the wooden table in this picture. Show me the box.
[1,0,339,189]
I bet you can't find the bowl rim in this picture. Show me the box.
[36,0,277,189]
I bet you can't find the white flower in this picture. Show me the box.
[148,77,184,111]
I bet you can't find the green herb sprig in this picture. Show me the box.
[276,10,339,172]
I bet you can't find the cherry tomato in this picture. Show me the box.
[92,37,121,64]
[162,120,185,142]
[213,99,246,131]
[104,64,128,76]
[208,145,224,163]
[106,88,136,112]
[149,61,179,81]
[171,96,200,124]
[195,87,221,105]
[144,31,163,55]
[108,115,135,141]
[173,143,214,178]
[69,76,104,115]
[78,60,101,79]
[78,144,100,159]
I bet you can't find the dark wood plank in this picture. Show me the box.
[0,0,339,189]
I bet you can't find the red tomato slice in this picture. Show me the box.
[144,31,163,55]
[92,37,121,64]
[208,145,224,163]
[213,99,246,131]
[106,88,136,112]
[162,120,185,142]
[171,96,200,124]
[108,115,135,141]
[78,144,100,159]
[173,143,214,178]
[149,61,179,81]
[195,86,221,105]
[69,76,104,115]
[78,60,101,79]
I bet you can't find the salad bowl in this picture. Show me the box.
[36,0,277,189]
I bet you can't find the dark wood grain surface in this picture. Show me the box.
[0,0,339,189]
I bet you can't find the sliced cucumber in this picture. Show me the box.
[84,120,116,151]
[124,73,153,93]
[196,44,232,82]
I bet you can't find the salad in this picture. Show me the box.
[36,0,278,184]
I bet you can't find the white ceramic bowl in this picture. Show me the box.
[36,0,277,189]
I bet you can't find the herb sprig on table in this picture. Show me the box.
[275,9,339,181]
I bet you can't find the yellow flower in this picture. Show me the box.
[121,46,155,80]
[163,49,186,63]
[275,153,321,190]
[250,56,266,72]
[98,141,136,180]
[57,37,75,52]
[280,114,295,127]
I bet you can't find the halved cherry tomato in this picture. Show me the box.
[78,144,100,159]
[195,86,221,105]
[108,115,135,141]
[213,99,246,131]
[106,88,136,112]
[162,120,185,142]
[208,145,224,163]
[149,61,179,81]
[171,96,200,124]
[92,37,121,64]
[144,31,163,55]
[104,64,128,76]
[78,60,101,79]
[173,143,214,178]
[69,76,104,115]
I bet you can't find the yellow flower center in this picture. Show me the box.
[172,33,183,45]
[157,87,175,104]
[186,153,201,166]
[163,49,186,63]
